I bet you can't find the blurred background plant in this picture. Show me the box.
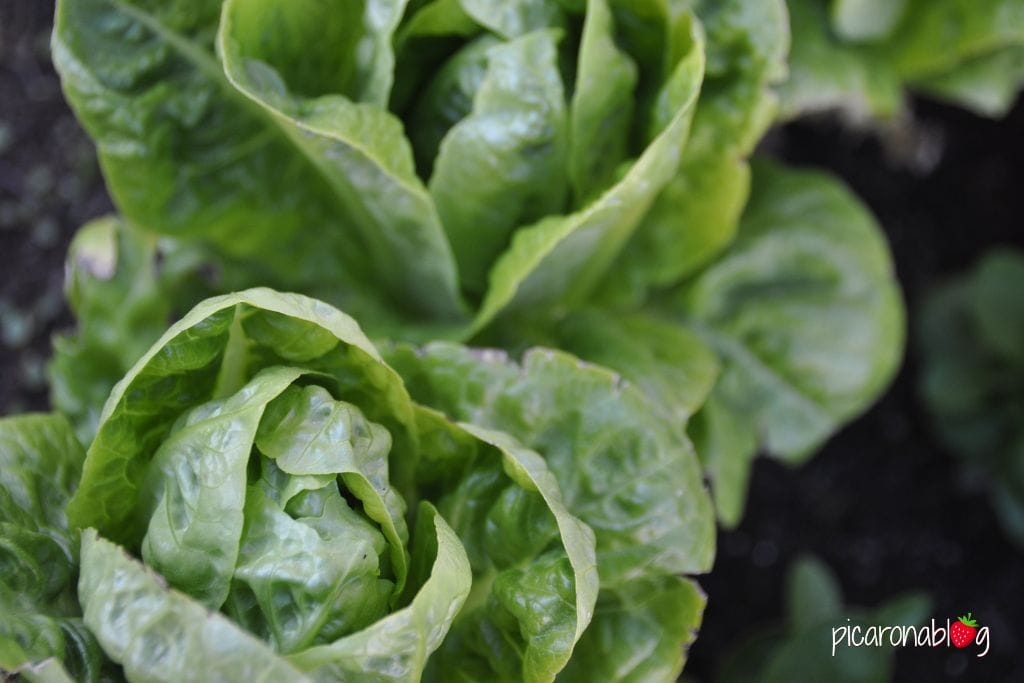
[919,249,1024,546]
[719,555,931,683]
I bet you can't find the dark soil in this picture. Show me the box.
[1,2,1022,681]
[0,1,111,415]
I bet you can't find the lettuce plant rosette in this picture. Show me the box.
[3,289,715,681]
[51,0,908,528]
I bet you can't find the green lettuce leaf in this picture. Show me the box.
[79,529,314,683]
[49,216,222,446]
[471,12,704,327]
[217,0,465,320]
[781,0,1024,120]
[284,502,472,682]
[53,0,463,322]
[0,414,110,681]
[58,289,601,681]
[65,289,414,541]
[55,0,722,339]
[386,342,713,681]
[558,576,706,682]
[548,309,721,426]
[669,160,904,523]
[428,28,570,294]
[567,0,638,204]
[386,342,715,584]
[604,0,789,304]
[416,413,598,682]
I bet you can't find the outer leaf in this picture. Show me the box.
[386,343,716,583]
[49,217,216,444]
[79,530,312,683]
[470,13,705,329]
[549,309,720,426]
[673,160,904,463]
[425,420,598,682]
[686,389,757,528]
[53,0,462,322]
[0,414,109,682]
[218,0,464,321]
[66,289,417,545]
[557,576,705,683]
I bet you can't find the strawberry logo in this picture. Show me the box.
[950,613,979,648]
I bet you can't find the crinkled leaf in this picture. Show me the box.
[254,384,410,592]
[386,343,715,582]
[550,309,720,426]
[0,414,109,682]
[66,289,417,545]
[409,407,597,682]
[557,576,705,683]
[138,367,305,609]
[79,530,312,683]
[672,160,904,463]
[54,0,463,324]
[228,479,394,655]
